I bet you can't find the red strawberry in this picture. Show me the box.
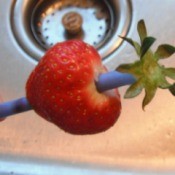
[26,40,121,134]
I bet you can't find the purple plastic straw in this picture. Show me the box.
[0,71,136,119]
[96,71,136,92]
[0,97,32,119]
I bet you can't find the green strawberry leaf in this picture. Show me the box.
[141,37,156,58]
[117,61,143,78]
[163,67,175,80]
[137,19,147,43]
[142,82,157,109]
[169,83,175,96]
[119,36,141,56]
[158,76,171,89]
[124,78,144,98]
[117,63,133,73]
[155,44,175,60]
[117,19,175,109]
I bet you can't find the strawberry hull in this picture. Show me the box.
[26,40,121,134]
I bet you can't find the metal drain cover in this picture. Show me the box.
[32,0,111,49]
[11,0,132,61]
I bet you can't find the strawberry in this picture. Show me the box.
[26,40,121,134]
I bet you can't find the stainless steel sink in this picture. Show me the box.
[1,0,175,174]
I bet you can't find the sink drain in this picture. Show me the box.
[11,0,132,61]
[31,0,112,49]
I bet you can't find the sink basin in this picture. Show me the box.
[1,0,175,174]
